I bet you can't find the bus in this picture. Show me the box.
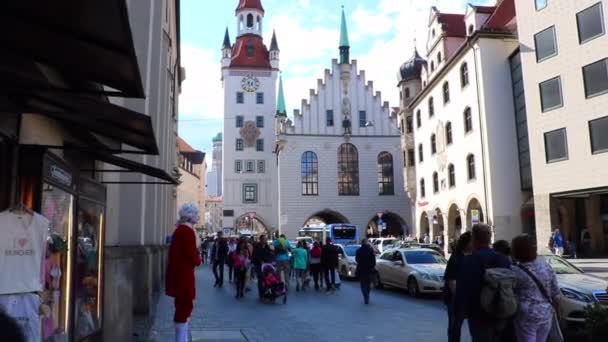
[297,224,358,245]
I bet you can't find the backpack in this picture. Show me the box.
[480,267,518,319]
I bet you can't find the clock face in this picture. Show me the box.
[241,75,260,92]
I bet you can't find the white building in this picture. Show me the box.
[400,0,531,245]
[206,132,223,197]
[514,0,608,255]
[221,0,280,235]
[276,9,412,239]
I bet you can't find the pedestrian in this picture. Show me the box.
[227,238,237,283]
[492,240,512,262]
[232,240,251,299]
[273,234,292,289]
[423,233,430,244]
[454,224,510,342]
[252,234,273,299]
[355,238,376,304]
[444,231,472,342]
[511,234,561,342]
[212,232,228,288]
[244,237,254,292]
[166,203,202,342]
[207,237,215,265]
[321,237,340,291]
[309,241,322,291]
[293,241,309,292]
[551,229,564,256]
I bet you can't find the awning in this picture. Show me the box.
[79,149,179,185]
[0,0,144,98]
[0,90,159,155]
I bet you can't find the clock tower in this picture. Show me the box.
[221,0,280,235]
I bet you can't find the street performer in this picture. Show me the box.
[166,203,202,342]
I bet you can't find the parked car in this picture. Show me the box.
[373,248,447,297]
[420,243,445,256]
[337,244,360,280]
[540,254,608,328]
[372,238,397,255]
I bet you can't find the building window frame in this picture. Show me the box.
[431,134,437,155]
[407,149,415,167]
[256,139,264,152]
[534,25,558,63]
[418,144,424,163]
[326,110,334,127]
[338,143,360,196]
[301,151,319,196]
[446,121,453,145]
[236,115,244,128]
[582,58,608,99]
[461,62,469,88]
[589,116,608,154]
[448,164,455,188]
[428,97,435,118]
[256,115,264,128]
[432,172,439,194]
[464,107,473,133]
[535,0,547,11]
[257,160,266,173]
[539,76,564,112]
[359,111,367,128]
[577,2,605,44]
[544,127,569,163]
[405,88,411,99]
[377,152,395,196]
[236,92,244,104]
[416,110,422,128]
[420,178,426,198]
[243,184,258,204]
[467,154,476,181]
[245,160,255,173]
[443,82,450,104]
[235,160,242,173]
[236,138,244,151]
[406,116,413,133]
[256,92,264,104]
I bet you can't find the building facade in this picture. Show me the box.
[207,132,223,197]
[177,137,206,228]
[276,10,412,239]
[205,196,224,233]
[399,1,530,246]
[515,0,608,255]
[221,0,280,235]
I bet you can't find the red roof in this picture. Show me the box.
[438,13,466,37]
[230,35,271,69]
[177,137,195,153]
[484,0,517,32]
[236,0,264,14]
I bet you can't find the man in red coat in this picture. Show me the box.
[166,203,201,342]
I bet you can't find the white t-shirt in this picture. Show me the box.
[0,211,49,294]
[0,293,41,342]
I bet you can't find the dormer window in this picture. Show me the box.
[468,24,474,35]
[247,14,254,28]
[246,42,254,57]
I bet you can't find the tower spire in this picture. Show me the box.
[276,74,287,117]
[339,6,350,64]
[222,27,231,49]
[270,29,279,51]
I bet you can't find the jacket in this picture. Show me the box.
[309,246,322,264]
[213,238,229,262]
[292,247,309,270]
[355,244,376,276]
[166,225,201,299]
[252,242,272,266]
[321,243,339,268]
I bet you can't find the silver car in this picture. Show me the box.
[337,244,360,279]
[541,254,608,327]
[374,248,447,297]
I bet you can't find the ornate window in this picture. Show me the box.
[443,81,450,104]
[433,172,439,193]
[429,97,435,117]
[431,134,437,155]
[377,152,394,195]
[338,143,359,196]
[467,154,476,180]
[301,151,319,195]
[446,122,453,145]
[448,164,455,187]
[461,63,469,87]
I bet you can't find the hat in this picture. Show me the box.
[178,203,199,224]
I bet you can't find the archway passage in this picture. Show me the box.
[367,212,406,238]
[466,198,484,230]
[303,210,349,227]
[235,213,269,236]
[420,211,430,241]
[431,208,445,244]
[447,204,463,243]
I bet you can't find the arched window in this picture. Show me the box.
[406,116,413,133]
[433,172,439,193]
[246,42,255,57]
[461,63,469,87]
[247,14,254,28]
[443,81,450,104]
[256,16,261,30]
[405,88,411,99]
[431,61,435,72]
[431,134,437,154]
[416,110,421,128]
[448,164,456,187]
[428,97,435,117]
[446,122,453,145]
[377,152,394,195]
[420,178,426,198]
[338,143,359,195]
[418,144,424,163]
[467,154,476,180]
[437,52,442,64]
[301,151,318,195]
[464,107,473,133]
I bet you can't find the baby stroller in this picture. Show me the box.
[261,263,287,304]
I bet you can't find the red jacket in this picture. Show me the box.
[166,225,201,299]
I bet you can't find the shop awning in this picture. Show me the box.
[0,0,144,98]
[0,90,160,155]
[78,149,179,185]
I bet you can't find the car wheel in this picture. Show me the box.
[407,277,419,297]
[374,272,384,289]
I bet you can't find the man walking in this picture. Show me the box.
[212,232,229,288]
[455,224,510,342]
[552,228,564,256]
[356,239,376,304]
[321,237,340,291]
[252,234,272,299]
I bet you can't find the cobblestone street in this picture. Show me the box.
[141,265,471,342]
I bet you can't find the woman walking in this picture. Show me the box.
[232,240,251,299]
[309,241,322,291]
[511,234,560,342]
[166,203,202,342]
[227,238,237,283]
[293,241,309,292]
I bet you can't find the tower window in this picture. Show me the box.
[405,88,411,99]
[247,14,254,28]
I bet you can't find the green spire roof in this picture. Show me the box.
[339,6,350,48]
[212,132,223,142]
[276,75,287,117]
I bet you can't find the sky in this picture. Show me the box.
[178,0,495,154]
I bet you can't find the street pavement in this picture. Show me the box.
[142,264,471,342]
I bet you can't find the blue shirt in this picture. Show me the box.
[553,233,563,248]
[273,240,291,262]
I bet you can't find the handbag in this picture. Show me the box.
[516,264,564,342]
